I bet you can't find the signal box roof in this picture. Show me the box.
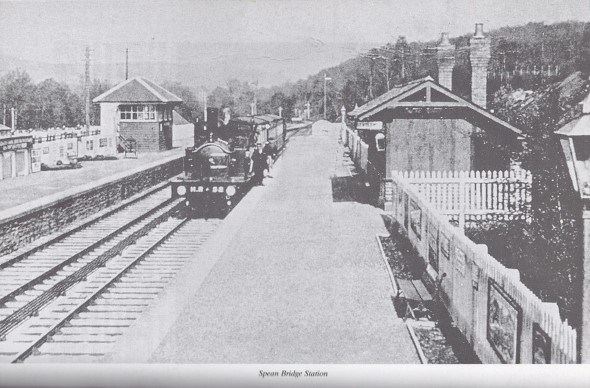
[93,77,182,104]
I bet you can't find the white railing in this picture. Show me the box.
[387,174,578,364]
[341,124,368,174]
[395,170,532,228]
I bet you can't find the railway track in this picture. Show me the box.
[0,185,221,363]
[0,218,219,363]
[0,187,175,317]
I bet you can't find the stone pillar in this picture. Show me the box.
[278,106,283,117]
[341,106,346,124]
[469,23,491,108]
[436,32,455,91]
[24,147,30,176]
[10,150,16,178]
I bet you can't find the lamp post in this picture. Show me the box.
[555,94,590,363]
[324,73,331,120]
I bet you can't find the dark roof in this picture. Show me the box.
[93,77,182,104]
[173,110,191,125]
[348,76,522,137]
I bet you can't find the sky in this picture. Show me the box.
[0,0,588,84]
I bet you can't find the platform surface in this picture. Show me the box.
[116,120,419,364]
[0,147,186,213]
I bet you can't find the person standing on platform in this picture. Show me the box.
[250,143,267,185]
[263,141,277,178]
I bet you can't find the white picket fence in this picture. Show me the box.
[388,175,578,364]
[395,170,532,227]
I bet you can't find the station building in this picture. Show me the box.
[93,77,182,152]
[0,126,32,180]
[348,24,524,209]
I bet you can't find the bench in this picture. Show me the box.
[396,279,434,321]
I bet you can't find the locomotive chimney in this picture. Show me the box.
[469,23,491,108]
[436,32,455,91]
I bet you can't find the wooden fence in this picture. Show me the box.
[396,170,532,228]
[341,125,369,174]
[339,122,577,363]
[387,174,578,364]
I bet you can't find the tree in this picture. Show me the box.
[34,79,84,128]
[162,81,201,123]
[0,69,36,128]
[88,79,112,125]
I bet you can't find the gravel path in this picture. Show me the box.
[149,121,419,363]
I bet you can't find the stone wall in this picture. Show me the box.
[0,157,183,256]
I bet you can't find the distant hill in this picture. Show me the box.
[0,41,378,91]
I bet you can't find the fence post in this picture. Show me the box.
[458,171,465,230]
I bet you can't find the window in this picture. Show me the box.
[108,138,113,147]
[59,146,64,157]
[42,147,50,154]
[119,105,156,121]
[99,138,107,147]
[67,142,74,150]
[375,133,385,151]
[86,140,94,151]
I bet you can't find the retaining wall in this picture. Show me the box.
[0,156,183,256]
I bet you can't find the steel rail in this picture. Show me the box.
[0,181,174,271]
[10,216,190,363]
[0,199,184,340]
[0,195,176,308]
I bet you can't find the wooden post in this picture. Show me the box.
[581,207,590,363]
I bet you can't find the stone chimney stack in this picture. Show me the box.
[436,32,455,90]
[469,23,491,108]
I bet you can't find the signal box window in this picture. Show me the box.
[99,138,108,147]
[120,105,157,121]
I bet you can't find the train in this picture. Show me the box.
[170,108,286,216]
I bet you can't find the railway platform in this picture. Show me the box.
[108,120,419,363]
[0,147,187,213]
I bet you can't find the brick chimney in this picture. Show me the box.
[469,23,491,108]
[436,32,455,90]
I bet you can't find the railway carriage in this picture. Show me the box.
[171,113,286,216]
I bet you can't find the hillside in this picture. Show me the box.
[0,41,378,91]
[261,21,590,120]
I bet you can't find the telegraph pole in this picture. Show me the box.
[125,48,129,80]
[324,73,331,120]
[85,46,91,129]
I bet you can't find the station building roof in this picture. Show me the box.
[555,115,590,137]
[348,76,522,139]
[93,77,182,104]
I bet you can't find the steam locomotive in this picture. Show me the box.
[171,107,286,215]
